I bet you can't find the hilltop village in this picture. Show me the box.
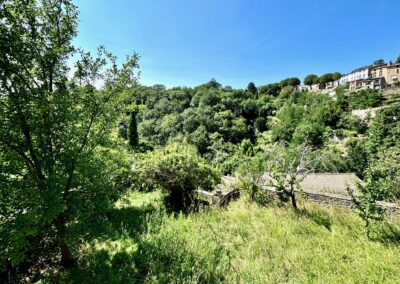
[297,59,400,92]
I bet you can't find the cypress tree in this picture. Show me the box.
[128,110,139,147]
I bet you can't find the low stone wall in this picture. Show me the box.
[265,188,400,217]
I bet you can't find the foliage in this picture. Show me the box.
[262,143,316,208]
[349,180,388,238]
[278,86,295,100]
[258,83,281,96]
[348,89,381,109]
[373,59,386,65]
[338,113,368,134]
[332,72,342,81]
[134,143,220,212]
[319,73,334,84]
[346,139,368,178]
[367,147,400,201]
[0,0,139,277]
[247,82,258,95]
[270,92,340,146]
[237,153,268,204]
[366,104,400,155]
[280,77,301,87]
[292,122,327,146]
[67,191,400,283]
[304,74,319,86]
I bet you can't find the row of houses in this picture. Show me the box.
[297,62,400,92]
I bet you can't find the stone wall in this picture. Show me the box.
[265,188,400,217]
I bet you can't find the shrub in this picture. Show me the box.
[338,113,368,134]
[292,122,327,146]
[348,90,381,109]
[136,143,220,212]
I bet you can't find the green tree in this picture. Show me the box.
[0,0,139,273]
[258,83,281,96]
[396,55,400,64]
[349,180,387,238]
[142,143,219,212]
[348,90,381,109]
[278,86,295,99]
[319,73,334,85]
[292,122,327,146]
[247,82,258,95]
[202,78,222,90]
[348,146,400,238]
[280,77,301,87]
[373,59,386,65]
[128,110,139,147]
[332,72,342,81]
[304,74,319,86]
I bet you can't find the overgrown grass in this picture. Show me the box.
[62,191,400,283]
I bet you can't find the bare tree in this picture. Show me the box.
[262,143,315,209]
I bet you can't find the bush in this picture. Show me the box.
[135,143,220,212]
[292,122,327,146]
[338,113,368,134]
[348,90,381,109]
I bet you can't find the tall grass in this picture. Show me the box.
[63,191,400,283]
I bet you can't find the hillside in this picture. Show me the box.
[66,191,400,283]
[2,1,400,283]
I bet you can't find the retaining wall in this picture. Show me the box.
[265,188,400,217]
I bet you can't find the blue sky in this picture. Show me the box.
[74,0,400,88]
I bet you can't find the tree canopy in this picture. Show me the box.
[0,0,139,273]
[304,74,319,86]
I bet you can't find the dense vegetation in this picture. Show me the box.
[1,0,400,282]
[67,191,400,283]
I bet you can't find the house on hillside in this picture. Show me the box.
[362,63,387,90]
[383,63,400,86]
[311,83,324,91]
[325,81,335,89]
[296,85,311,92]
[348,66,370,90]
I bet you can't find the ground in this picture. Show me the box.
[64,190,400,283]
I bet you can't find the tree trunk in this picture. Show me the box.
[55,214,75,268]
[60,239,74,268]
[290,192,298,209]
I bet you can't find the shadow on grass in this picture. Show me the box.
[106,205,156,240]
[296,208,332,231]
[68,203,158,283]
[371,223,400,246]
[70,249,140,283]
[68,205,228,284]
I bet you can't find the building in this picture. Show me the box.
[348,66,370,90]
[296,85,311,92]
[338,73,351,86]
[363,63,388,90]
[325,81,335,89]
[333,79,341,88]
[383,63,400,86]
[311,83,324,91]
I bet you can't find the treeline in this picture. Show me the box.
[123,79,386,175]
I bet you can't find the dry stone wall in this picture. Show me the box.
[266,188,400,217]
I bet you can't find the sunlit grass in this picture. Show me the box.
[69,191,400,283]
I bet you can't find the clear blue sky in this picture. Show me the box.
[74,0,400,88]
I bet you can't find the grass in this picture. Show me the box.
[62,191,400,283]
